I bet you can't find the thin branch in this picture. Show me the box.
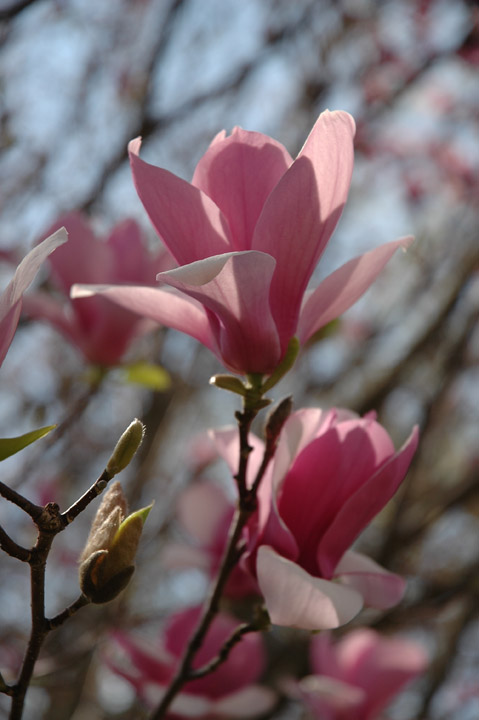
[0,524,30,562]
[46,594,90,631]
[0,0,39,22]
[61,469,112,526]
[0,481,42,520]
[149,395,274,719]
[189,621,259,680]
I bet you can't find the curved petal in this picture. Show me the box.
[256,546,363,630]
[334,550,406,609]
[298,236,414,343]
[158,251,281,374]
[318,427,419,578]
[253,110,355,345]
[129,138,232,264]
[71,283,219,355]
[192,126,293,251]
[1,228,68,365]
[272,407,336,491]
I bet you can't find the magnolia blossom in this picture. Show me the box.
[0,228,67,367]
[72,110,412,375]
[209,408,418,630]
[23,212,173,366]
[292,629,428,720]
[106,606,275,719]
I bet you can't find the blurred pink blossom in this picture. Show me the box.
[73,110,412,374]
[106,606,275,718]
[292,628,428,720]
[210,408,418,630]
[0,228,67,367]
[23,212,173,366]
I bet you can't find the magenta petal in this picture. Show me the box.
[253,110,355,345]
[318,427,419,578]
[334,551,406,609]
[176,481,232,546]
[192,127,293,251]
[129,138,232,264]
[71,283,218,355]
[256,546,363,630]
[298,236,414,343]
[0,228,68,366]
[158,251,281,374]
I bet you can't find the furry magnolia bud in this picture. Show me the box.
[79,481,153,603]
[106,419,145,477]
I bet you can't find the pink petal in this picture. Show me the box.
[71,284,219,355]
[213,685,277,717]
[192,126,293,251]
[129,138,233,264]
[252,110,355,345]
[272,407,337,491]
[256,546,363,630]
[45,213,109,292]
[334,551,406,609]
[332,629,428,717]
[0,228,68,365]
[177,481,232,546]
[298,236,414,343]
[158,251,281,373]
[318,427,419,578]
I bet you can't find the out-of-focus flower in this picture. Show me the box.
[72,110,412,375]
[209,408,418,630]
[23,212,173,366]
[79,481,152,604]
[0,228,67,367]
[162,480,259,598]
[106,606,275,718]
[291,628,428,720]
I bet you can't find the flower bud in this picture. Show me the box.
[106,419,145,477]
[79,481,153,603]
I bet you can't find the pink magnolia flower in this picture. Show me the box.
[106,606,275,719]
[210,408,418,630]
[72,110,412,375]
[293,628,428,720]
[23,212,173,366]
[0,228,67,367]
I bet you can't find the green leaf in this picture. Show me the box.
[0,425,56,461]
[122,362,171,391]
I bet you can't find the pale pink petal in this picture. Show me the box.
[256,546,363,630]
[298,236,414,343]
[213,685,277,717]
[107,218,154,281]
[129,138,232,264]
[253,110,355,345]
[143,686,211,716]
[334,551,406,609]
[71,284,219,355]
[0,228,68,365]
[192,126,293,251]
[318,427,419,578]
[177,481,232,546]
[158,251,281,373]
